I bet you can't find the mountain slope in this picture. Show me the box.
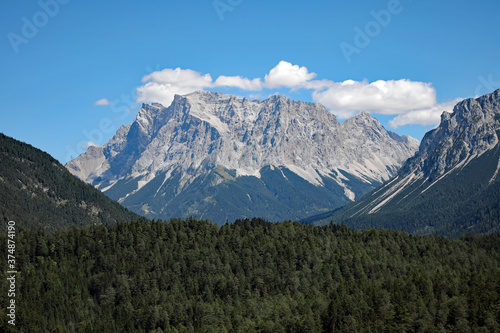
[67,91,419,223]
[0,133,139,232]
[307,89,500,236]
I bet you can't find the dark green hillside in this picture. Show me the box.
[1,218,499,332]
[0,133,139,232]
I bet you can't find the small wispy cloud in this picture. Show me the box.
[94,98,112,106]
[81,141,100,149]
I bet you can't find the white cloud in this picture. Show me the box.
[137,82,179,107]
[141,67,213,88]
[312,79,437,119]
[137,68,213,106]
[136,61,318,107]
[302,79,336,91]
[81,141,99,149]
[214,76,262,90]
[134,60,460,128]
[264,61,317,89]
[94,98,112,106]
[388,98,463,128]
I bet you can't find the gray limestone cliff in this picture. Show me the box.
[66,91,419,222]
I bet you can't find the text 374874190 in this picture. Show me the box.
[6,220,17,326]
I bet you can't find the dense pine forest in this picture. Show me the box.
[1,218,499,332]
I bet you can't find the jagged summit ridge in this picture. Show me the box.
[402,89,500,179]
[69,91,417,186]
[66,91,419,221]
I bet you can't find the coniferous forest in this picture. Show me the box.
[1,218,499,332]
[0,133,139,233]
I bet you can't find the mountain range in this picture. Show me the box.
[66,91,419,223]
[2,89,499,237]
[306,89,500,237]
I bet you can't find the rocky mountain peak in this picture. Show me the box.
[354,111,376,121]
[342,111,385,132]
[403,89,500,179]
[310,90,500,236]
[66,91,420,221]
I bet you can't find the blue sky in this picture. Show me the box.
[1,0,499,163]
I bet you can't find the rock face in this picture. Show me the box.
[66,91,419,222]
[402,90,500,179]
[307,89,500,236]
